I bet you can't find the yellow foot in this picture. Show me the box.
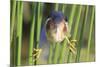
[65,36,77,54]
[69,39,77,54]
[32,48,42,62]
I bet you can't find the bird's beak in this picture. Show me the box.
[55,22,66,42]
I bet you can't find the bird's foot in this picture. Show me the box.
[32,48,42,62]
[65,36,77,55]
[69,39,77,55]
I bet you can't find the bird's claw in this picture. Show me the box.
[69,39,77,55]
[65,36,77,55]
[32,48,42,62]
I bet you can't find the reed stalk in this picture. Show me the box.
[36,3,42,48]
[62,4,66,13]
[34,2,43,65]
[28,3,36,65]
[69,5,77,30]
[10,0,16,46]
[75,6,88,62]
[53,43,60,64]
[16,1,23,65]
[67,4,77,63]
[59,5,67,63]
[55,3,59,11]
[71,5,83,62]
[10,0,17,66]
[86,6,95,61]
[48,43,53,64]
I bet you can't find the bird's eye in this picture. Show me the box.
[46,21,50,31]
[65,16,68,22]
[46,19,55,31]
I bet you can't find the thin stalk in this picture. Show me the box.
[55,3,59,11]
[67,5,83,63]
[69,5,77,30]
[36,3,42,48]
[59,5,67,63]
[53,43,60,64]
[35,3,42,65]
[28,3,36,65]
[72,6,83,39]
[66,4,77,63]
[62,4,66,13]
[10,0,16,45]
[48,44,53,64]
[67,50,71,62]
[59,39,67,63]
[86,7,95,61]
[10,0,17,66]
[75,6,88,62]
[16,1,23,65]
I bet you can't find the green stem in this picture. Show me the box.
[62,4,66,13]
[55,3,59,11]
[35,2,43,65]
[59,39,67,63]
[69,5,77,30]
[28,3,36,65]
[68,5,83,63]
[66,4,77,63]
[75,6,88,62]
[10,0,16,46]
[16,1,23,66]
[53,43,60,64]
[36,3,42,48]
[48,44,53,64]
[72,6,83,39]
[86,7,95,61]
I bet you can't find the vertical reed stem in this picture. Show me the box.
[35,2,42,65]
[28,3,36,65]
[55,3,59,11]
[75,6,88,62]
[59,5,67,63]
[36,3,42,48]
[67,4,77,63]
[72,6,83,39]
[10,0,16,45]
[87,7,95,61]
[53,43,60,64]
[62,4,66,13]
[48,43,53,64]
[69,5,76,30]
[71,5,83,62]
[16,1,23,65]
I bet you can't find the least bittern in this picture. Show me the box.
[32,11,77,62]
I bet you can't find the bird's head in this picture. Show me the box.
[45,11,69,43]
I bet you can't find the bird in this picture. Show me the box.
[32,11,76,63]
[45,11,69,43]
